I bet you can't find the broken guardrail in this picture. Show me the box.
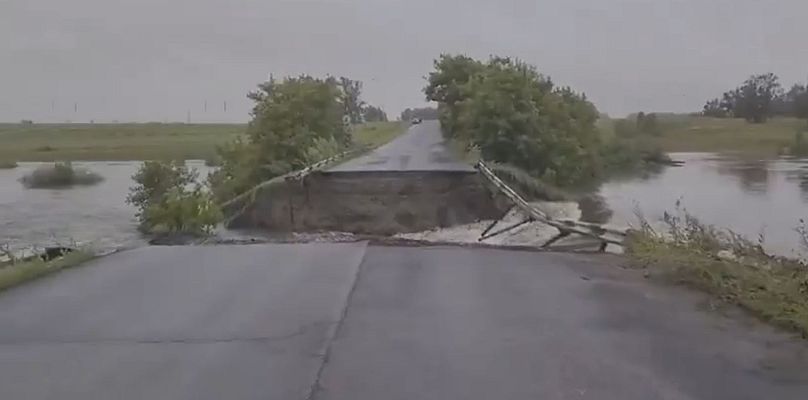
[475,161,628,251]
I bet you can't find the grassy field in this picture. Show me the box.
[602,116,808,156]
[0,122,404,162]
[0,123,244,162]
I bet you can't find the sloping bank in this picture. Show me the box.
[223,170,508,235]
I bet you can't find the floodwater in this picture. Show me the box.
[594,153,808,258]
[0,161,212,254]
[2,155,807,258]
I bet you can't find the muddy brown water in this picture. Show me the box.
[2,154,807,258]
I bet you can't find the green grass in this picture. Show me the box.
[628,236,808,337]
[0,123,245,161]
[0,122,404,162]
[626,208,808,337]
[0,251,95,292]
[641,116,808,155]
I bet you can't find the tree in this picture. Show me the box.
[400,107,439,121]
[721,73,783,123]
[703,98,729,117]
[787,84,808,121]
[424,54,484,137]
[209,75,349,201]
[339,77,365,124]
[449,57,599,185]
[636,112,660,136]
[362,105,388,122]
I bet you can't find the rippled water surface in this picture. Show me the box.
[596,153,808,257]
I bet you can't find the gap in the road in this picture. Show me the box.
[225,170,507,235]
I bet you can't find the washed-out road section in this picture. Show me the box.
[1,243,807,399]
[227,120,499,234]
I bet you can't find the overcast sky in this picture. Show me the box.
[2,0,807,123]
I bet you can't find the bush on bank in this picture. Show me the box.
[127,161,221,235]
[19,162,103,188]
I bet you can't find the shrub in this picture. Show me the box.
[304,137,343,164]
[127,161,221,234]
[207,138,261,203]
[19,162,103,188]
[127,161,196,213]
[142,187,222,234]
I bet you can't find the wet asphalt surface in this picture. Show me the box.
[329,120,474,172]
[1,243,807,399]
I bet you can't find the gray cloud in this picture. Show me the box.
[2,0,806,122]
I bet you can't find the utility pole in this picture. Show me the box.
[204,100,207,113]
[223,101,227,113]
[74,102,78,113]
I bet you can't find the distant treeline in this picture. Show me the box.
[703,73,808,123]
[400,107,439,121]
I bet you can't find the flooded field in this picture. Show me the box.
[0,161,212,254]
[2,154,807,258]
[597,153,808,257]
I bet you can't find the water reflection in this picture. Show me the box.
[784,164,808,201]
[597,153,808,257]
[712,158,770,195]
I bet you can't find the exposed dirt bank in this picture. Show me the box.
[225,170,507,235]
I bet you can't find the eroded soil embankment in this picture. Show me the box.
[225,170,507,235]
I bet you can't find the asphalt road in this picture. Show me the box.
[329,120,474,172]
[1,243,807,399]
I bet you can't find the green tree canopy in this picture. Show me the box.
[704,73,785,123]
[339,77,365,124]
[209,75,350,201]
[400,107,439,121]
[424,54,484,137]
[362,104,388,122]
[426,55,601,185]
